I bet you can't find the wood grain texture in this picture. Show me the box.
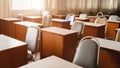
[41,27,77,62]
[106,21,120,40]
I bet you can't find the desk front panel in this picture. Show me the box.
[52,15,66,19]
[15,24,27,41]
[0,19,20,38]
[99,48,120,68]
[52,21,71,29]
[82,25,105,38]
[75,17,89,22]
[23,16,42,23]
[106,22,120,40]
[88,16,97,23]
[41,30,77,62]
[0,43,27,68]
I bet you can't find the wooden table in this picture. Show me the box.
[0,18,20,38]
[23,16,42,23]
[0,34,27,68]
[106,20,120,40]
[51,19,71,29]
[14,21,43,41]
[82,22,105,38]
[52,15,66,19]
[95,38,120,68]
[75,17,89,22]
[88,16,97,23]
[41,27,77,62]
[19,56,82,68]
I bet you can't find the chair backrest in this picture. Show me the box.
[115,29,120,42]
[79,14,87,19]
[96,12,104,17]
[73,36,100,68]
[25,26,40,53]
[94,17,107,24]
[42,14,52,27]
[109,15,118,21]
[65,14,75,26]
[71,22,83,40]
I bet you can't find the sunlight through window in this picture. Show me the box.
[12,0,44,10]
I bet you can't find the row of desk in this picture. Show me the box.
[18,34,120,68]
[0,17,106,41]
[40,27,120,68]
[0,17,120,68]
[3,15,119,40]
[0,18,43,41]
[1,33,120,68]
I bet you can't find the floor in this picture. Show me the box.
[28,52,40,63]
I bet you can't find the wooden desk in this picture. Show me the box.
[14,21,43,41]
[88,16,97,23]
[82,22,105,38]
[51,19,71,29]
[0,18,20,38]
[41,27,77,62]
[75,17,89,22]
[106,20,120,40]
[52,15,66,19]
[95,38,120,68]
[19,56,82,68]
[0,34,27,68]
[23,16,42,23]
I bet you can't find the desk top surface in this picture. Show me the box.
[23,16,42,19]
[82,22,105,27]
[19,56,82,68]
[0,34,27,51]
[41,27,77,35]
[15,21,43,27]
[1,18,20,21]
[96,38,120,51]
[52,19,70,22]
[75,17,89,20]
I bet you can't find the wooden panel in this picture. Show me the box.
[41,28,77,62]
[41,31,63,58]
[88,16,97,23]
[23,16,42,23]
[15,24,27,41]
[99,48,120,68]
[0,18,20,38]
[52,21,71,29]
[13,45,27,67]
[0,49,13,68]
[0,35,27,68]
[52,15,66,19]
[82,25,105,38]
[106,22,120,40]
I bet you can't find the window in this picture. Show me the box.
[12,0,44,10]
